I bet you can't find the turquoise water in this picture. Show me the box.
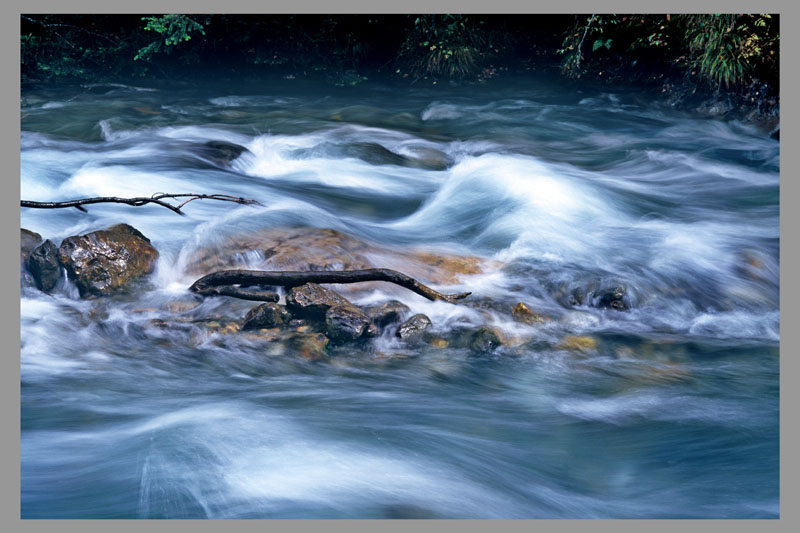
[20,78,779,518]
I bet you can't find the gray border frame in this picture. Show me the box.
[4,0,794,531]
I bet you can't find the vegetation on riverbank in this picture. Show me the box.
[21,14,779,122]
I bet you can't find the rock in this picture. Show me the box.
[595,286,629,311]
[469,327,503,353]
[20,229,43,287]
[285,283,351,319]
[28,240,61,292]
[367,300,411,328]
[195,140,251,167]
[364,324,380,338]
[164,301,201,313]
[291,142,409,167]
[511,302,548,324]
[57,224,159,297]
[185,226,493,286]
[287,332,330,361]
[404,146,454,171]
[21,229,43,263]
[325,304,370,342]
[557,335,598,353]
[242,302,291,330]
[186,227,374,275]
[397,314,432,341]
[430,337,449,349]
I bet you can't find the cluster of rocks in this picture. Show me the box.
[21,222,612,361]
[21,224,159,297]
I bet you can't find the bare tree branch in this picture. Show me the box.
[189,268,472,304]
[21,193,263,216]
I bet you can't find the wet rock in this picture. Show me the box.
[469,327,503,353]
[28,240,61,292]
[364,323,380,338]
[242,302,291,330]
[404,146,454,171]
[286,332,330,361]
[396,314,432,341]
[325,304,370,342]
[195,140,251,167]
[20,229,43,288]
[696,99,732,117]
[511,302,549,324]
[595,286,629,311]
[57,224,159,297]
[21,229,43,263]
[557,335,598,353]
[291,142,409,167]
[367,300,411,329]
[164,300,201,314]
[430,337,449,349]
[285,283,351,319]
[186,227,374,275]
[185,226,493,286]
[199,319,241,335]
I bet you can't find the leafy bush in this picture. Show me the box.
[134,15,206,62]
[395,15,496,81]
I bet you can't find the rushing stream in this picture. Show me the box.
[20,77,779,518]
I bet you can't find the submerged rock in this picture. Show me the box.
[195,140,251,167]
[57,224,159,297]
[325,304,371,342]
[397,314,432,341]
[595,286,629,311]
[557,335,598,353]
[285,283,351,319]
[286,332,330,361]
[511,302,549,324]
[367,300,411,329]
[29,240,61,292]
[185,226,493,286]
[242,302,291,330]
[469,327,503,353]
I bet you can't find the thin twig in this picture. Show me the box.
[21,193,263,216]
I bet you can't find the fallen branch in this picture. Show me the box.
[189,268,472,304]
[21,193,262,216]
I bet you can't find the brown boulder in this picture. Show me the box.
[325,304,370,342]
[57,224,159,297]
[184,226,495,294]
[397,314,432,341]
[242,302,291,330]
[366,300,411,329]
[285,283,351,319]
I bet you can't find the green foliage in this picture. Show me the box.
[680,14,778,89]
[556,13,779,90]
[134,15,206,61]
[21,15,133,81]
[395,15,497,81]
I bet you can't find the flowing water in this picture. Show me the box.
[20,78,779,518]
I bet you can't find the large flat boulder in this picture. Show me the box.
[185,226,495,288]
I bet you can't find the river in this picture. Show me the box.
[20,77,779,518]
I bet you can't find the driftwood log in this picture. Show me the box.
[189,268,471,304]
[21,193,262,216]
